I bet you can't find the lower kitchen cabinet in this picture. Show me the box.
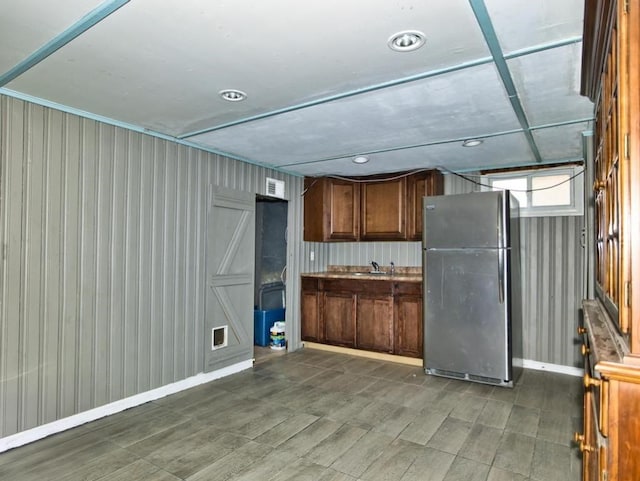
[356,293,394,352]
[301,275,422,358]
[301,278,321,342]
[323,291,356,347]
[394,283,423,358]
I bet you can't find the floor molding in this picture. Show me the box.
[0,359,253,454]
[303,342,423,366]
[522,359,584,377]
[303,342,584,377]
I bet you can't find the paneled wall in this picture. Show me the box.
[0,95,304,438]
[520,215,583,367]
[301,171,584,368]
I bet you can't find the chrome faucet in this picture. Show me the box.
[390,261,395,276]
[370,261,380,272]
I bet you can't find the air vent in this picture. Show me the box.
[468,374,503,385]
[211,326,228,350]
[427,367,506,386]
[266,177,285,199]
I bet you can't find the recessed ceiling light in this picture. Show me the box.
[462,139,483,147]
[352,155,370,164]
[388,30,426,52]
[219,89,247,102]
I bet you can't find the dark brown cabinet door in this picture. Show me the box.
[301,277,320,341]
[394,294,423,358]
[407,171,444,241]
[327,180,360,241]
[355,294,394,353]
[323,291,356,347]
[303,178,360,242]
[360,178,406,240]
[394,282,423,358]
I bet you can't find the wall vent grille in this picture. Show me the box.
[266,177,285,199]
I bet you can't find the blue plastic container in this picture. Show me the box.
[253,308,285,346]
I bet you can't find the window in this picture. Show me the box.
[482,166,584,217]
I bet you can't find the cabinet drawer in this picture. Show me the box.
[302,277,319,291]
[394,281,422,296]
[320,278,392,295]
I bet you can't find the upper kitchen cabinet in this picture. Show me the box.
[303,177,360,242]
[360,177,407,241]
[303,170,442,242]
[407,170,445,241]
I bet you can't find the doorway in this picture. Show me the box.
[254,195,288,362]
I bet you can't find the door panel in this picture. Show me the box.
[205,186,255,372]
[356,294,394,352]
[424,249,509,380]
[423,191,505,248]
[323,292,356,347]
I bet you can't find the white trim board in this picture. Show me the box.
[0,359,253,454]
[303,342,584,377]
[522,359,584,377]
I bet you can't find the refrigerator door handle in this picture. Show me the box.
[497,192,504,251]
[497,193,504,304]
[498,247,505,304]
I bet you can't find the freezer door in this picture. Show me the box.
[424,249,510,382]
[423,191,507,249]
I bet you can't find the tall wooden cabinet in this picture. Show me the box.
[578,1,640,480]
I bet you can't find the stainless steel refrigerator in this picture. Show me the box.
[422,191,522,387]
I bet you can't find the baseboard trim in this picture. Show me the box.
[303,343,584,377]
[303,342,423,366]
[521,359,584,377]
[0,359,253,454]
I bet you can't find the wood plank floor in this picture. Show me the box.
[0,348,583,480]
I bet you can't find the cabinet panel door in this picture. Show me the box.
[328,181,360,241]
[613,380,640,479]
[360,179,406,240]
[301,291,321,342]
[395,294,423,358]
[583,389,599,481]
[323,292,356,347]
[407,171,444,241]
[356,294,394,352]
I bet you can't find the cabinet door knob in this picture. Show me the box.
[579,440,595,453]
[574,432,595,452]
[577,326,587,335]
[584,374,602,389]
[581,344,590,356]
[593,180,606,192]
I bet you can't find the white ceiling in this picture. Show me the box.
[0,0,592,176]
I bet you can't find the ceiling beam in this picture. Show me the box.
[0,0,130,88]
[180,34,583,143]
[179,56,495,139]
[468,0,542,162]
[278,117,592,169]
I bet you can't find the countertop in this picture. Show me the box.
[302,265,422,282]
